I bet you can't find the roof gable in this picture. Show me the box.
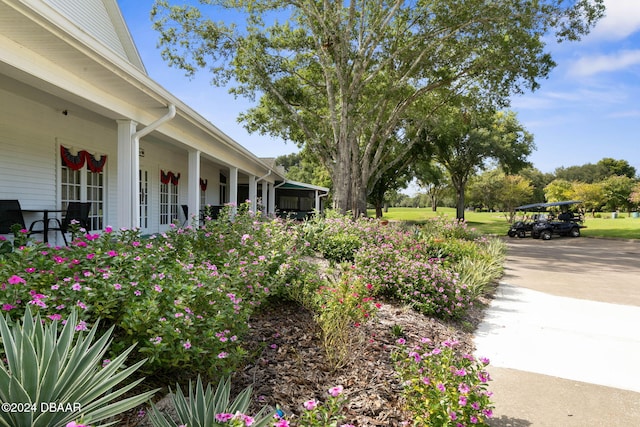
[43,0,146,73]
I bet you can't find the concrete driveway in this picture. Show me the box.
[474,237,640,426]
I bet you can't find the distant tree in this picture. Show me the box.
[414,161,448,212]
[498,174,534,223]
[368,163,412,218]
[274,152,302,172]
[602,175,637,213]
[468,169,506,212]
[420,107,534,220]
[554,163,599,183]
[276,149,332,189]
[544,179,574,202]
[519,167,553,202]
[629,182,640,211]
[572,181,606,216]
[596,158,637,180]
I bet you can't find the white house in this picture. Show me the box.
[0,0,327,244]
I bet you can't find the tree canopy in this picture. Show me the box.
[151,0,604,216]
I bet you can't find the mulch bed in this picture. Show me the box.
[130,268,493,426]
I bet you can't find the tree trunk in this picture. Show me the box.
[454,181,466,220]
[332,139,353,214]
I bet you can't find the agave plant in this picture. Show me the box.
[0,309,157,427]
[148,376,275,427]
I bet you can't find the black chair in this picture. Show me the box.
[181,204,189,226]
[0,199,27,234]
[39,202,91,246]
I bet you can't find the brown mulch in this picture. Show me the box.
[226,294,490,426]
[131,257,493,427]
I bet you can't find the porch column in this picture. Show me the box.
[268,183,276,216]
[229,167,238,216]
[249,174,257,213]
[116,120,138,229]
[261,182,268,215]
[188,150,201,226]
[315,190,320,213]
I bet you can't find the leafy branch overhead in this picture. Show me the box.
[151,0,604,215]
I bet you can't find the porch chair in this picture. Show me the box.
[0,200,47,241]
[181,204,189,226]
[0,199,27,234]
[36,202,91,246]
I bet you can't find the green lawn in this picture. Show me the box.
[370,207,640,239]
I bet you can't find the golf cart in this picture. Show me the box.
[508,200,586,240]
[507,202,546,238]
[531,200,586,240]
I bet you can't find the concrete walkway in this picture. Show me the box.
[473,237,640,426]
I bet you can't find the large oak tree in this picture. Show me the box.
[151,0,604,216]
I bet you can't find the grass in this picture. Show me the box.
[370,207,640,239]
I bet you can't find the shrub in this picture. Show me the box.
[393,338,494,427]
[314,271,378,369]
[148,376,275,427]
[0,205,309,378]
[0,309,156,427]
[354,236,474,319]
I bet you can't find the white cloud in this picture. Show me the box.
[590,0,640,40]
[568,49,640,76]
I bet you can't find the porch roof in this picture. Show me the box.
[0,0,285,182]
[276,180,330,192]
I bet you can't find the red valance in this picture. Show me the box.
[161,170,181,186]
[200,178,208,191]
[60,145,107,173]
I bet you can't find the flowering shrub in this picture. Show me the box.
[314,271,379,369]
[0,204,309,377]
[354,236,474,319]
[393,338,494,427]
[295,385,350,426]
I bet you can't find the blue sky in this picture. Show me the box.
[118,0,640,174]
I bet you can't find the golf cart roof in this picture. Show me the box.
[515,200,582,211]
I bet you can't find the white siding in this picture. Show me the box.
[44,0,128,63]
[0,86,118,244]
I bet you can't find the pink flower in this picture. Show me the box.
[215,413,234,422]
[2,304,15,311]
[303,399,318,410]
[274,420,290,427]
[328,385,343,397]
[217,352,229,359]
[8,275,25,285]
[48,314,62,321]
[75,321,88,331]
[104,226,113,233]
[183,341,191,349]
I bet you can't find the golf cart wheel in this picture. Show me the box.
[517,230,526,238]
[570,227,581,237]
[540,230,552,240]
[508,230,516,237]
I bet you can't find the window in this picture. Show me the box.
[160,170,180,225]
[60,145,106,231]
[219,173,227,204]
[139,169,149,229]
